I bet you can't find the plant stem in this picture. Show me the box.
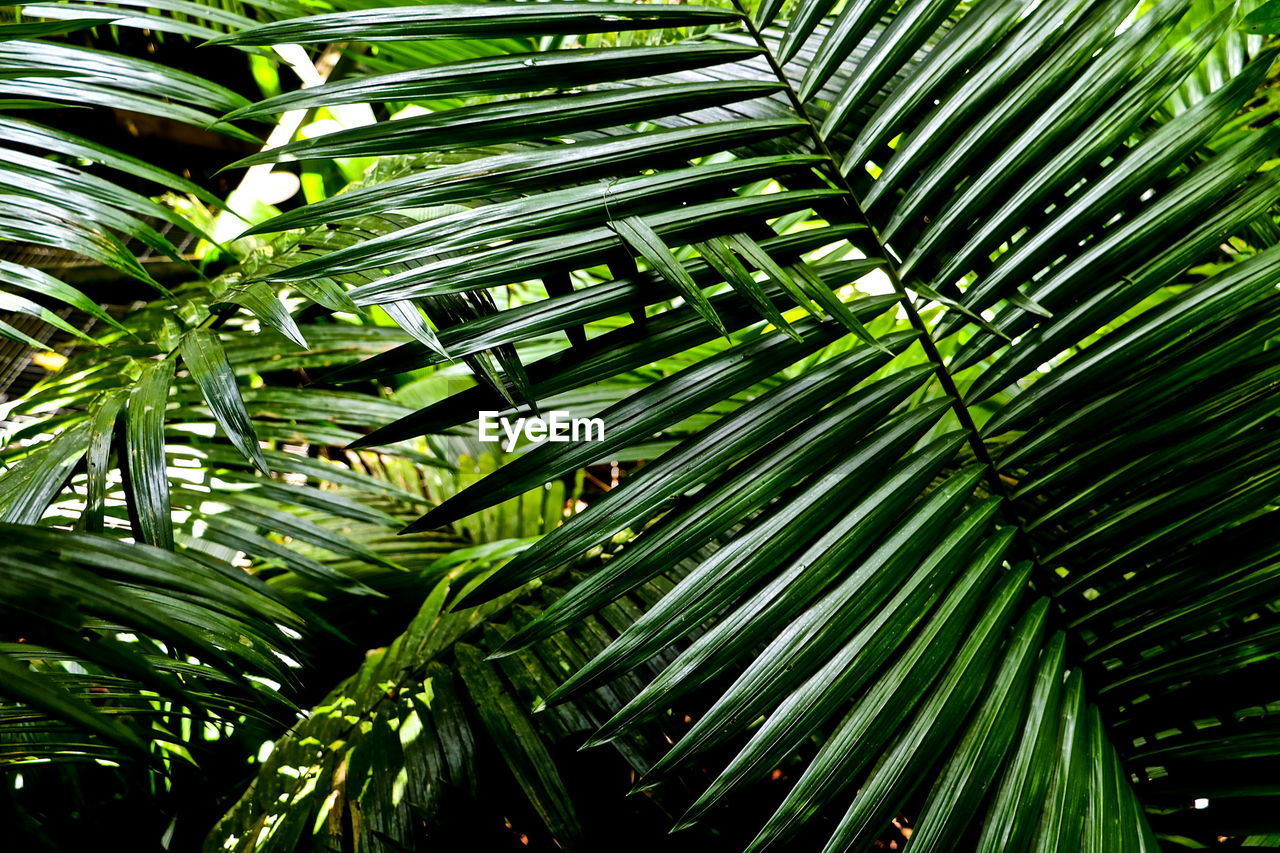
[727,3,1055,579]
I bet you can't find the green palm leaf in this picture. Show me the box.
[209,1,1280,848]
[7,0,1280,848]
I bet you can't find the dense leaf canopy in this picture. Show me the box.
[3,0,1280,850]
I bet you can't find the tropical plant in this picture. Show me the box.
[5,0,1280,850]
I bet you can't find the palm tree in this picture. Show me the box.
[5,0,1280,849]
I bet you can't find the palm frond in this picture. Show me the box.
[204,1,1280,849]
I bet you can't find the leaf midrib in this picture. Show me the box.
[726,0,1050,571]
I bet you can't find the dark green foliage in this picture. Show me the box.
[4,0,1280,850]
